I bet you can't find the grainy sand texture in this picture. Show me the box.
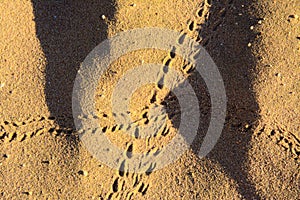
[0,0,299,199]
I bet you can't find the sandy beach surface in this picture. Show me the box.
[0,0,299,199]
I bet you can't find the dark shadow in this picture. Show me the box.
[196,0,261,199]
[32,0,116,129]
[163,0,261,199]
[32,0,261,199]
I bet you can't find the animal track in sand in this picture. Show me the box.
[0,116,74,144]
[102,1,214,199]
[256,123,300,162]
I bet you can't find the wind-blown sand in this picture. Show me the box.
[0,0,299,199]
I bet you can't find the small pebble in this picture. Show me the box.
[78,170,88,176]
[265,64,272,67]
[288,15,299,23]
[130,3,136,7]
[41,160,50,164]
[101,15,106,20]
[275,73,281,77]
[23,191,32,195]
[250,26,254,30]
[3,154,9,158]
[289,14,299,19]
[247,43,252,47]
[258,20,263,24]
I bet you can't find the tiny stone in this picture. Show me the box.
[130,3,136,7]
[250,26,254,30]
[258,20,263,24]
[23,191,32,195]
[289,14,299,19]
[101,15,106,20]
[247,43,252,47]
[275,73,281,77]
[78,170,88,176]
[3,154,9,158]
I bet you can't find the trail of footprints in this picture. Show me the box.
[0,1,232,199]
[106,0,217,199]
[256,123,300,163]
[0,116,74,144]
[2,1,298,199]
[1,118,297,162]
[106,166,150,199]
[106,0,300,198]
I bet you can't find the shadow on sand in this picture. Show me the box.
[32,0,261,199]
[165,0,261,199]
[32,0,116,129]
[194,0,260,199]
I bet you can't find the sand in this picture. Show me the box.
[0,0,299,199]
